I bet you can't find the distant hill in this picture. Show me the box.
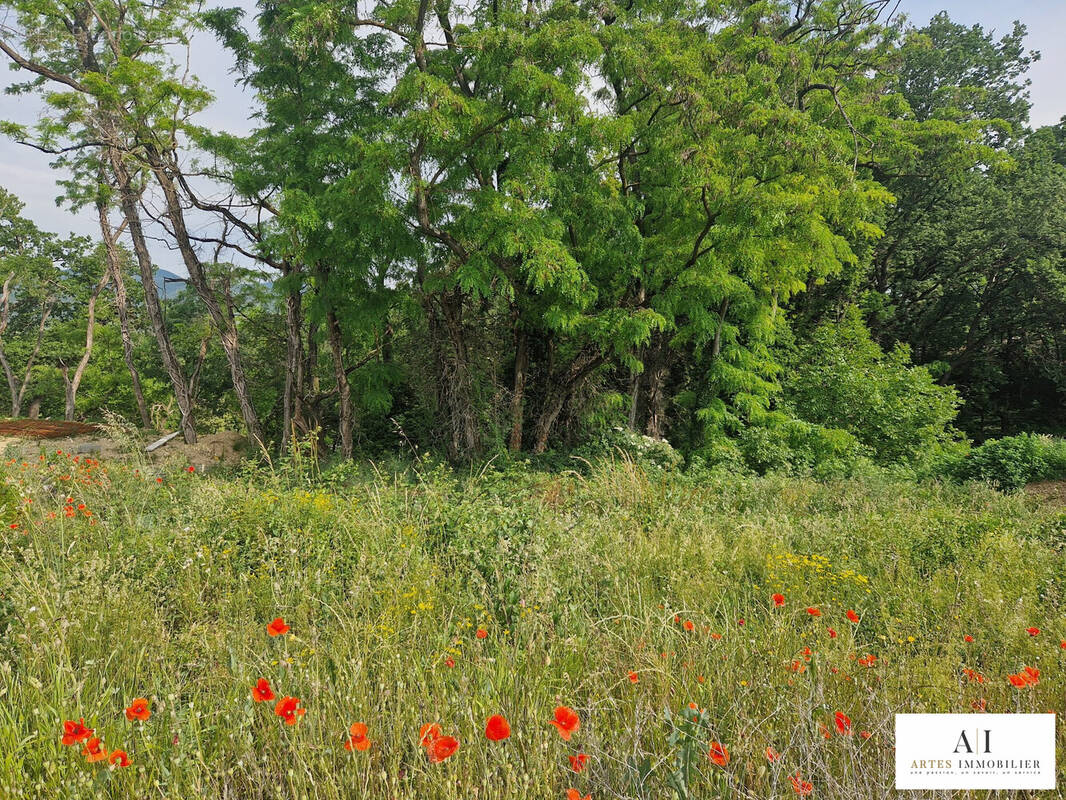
[153,269,188,299]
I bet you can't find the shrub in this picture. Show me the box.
[938,433,1066,491]
[784,309,962,465]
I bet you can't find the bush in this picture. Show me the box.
[938,433,1066,491]
[784,309,962,465]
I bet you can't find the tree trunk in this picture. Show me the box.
[643,333,671,439]
[508,327,528,452]
[531,349,605,454]
[61,268,109,421]
[146,152,263,444]
[109,149,197,443]
[325,309,354,458]
[281,264,305,452]
[428,290,478,460]
[97,201,151,428]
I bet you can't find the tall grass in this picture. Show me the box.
[0,451,1063,799]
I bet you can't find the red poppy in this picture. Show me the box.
[765,746,780,762]
[549,706,580,740]
[859,730,872,739]
[857,654,877,667]
[834,711,852,735]
[125,698,150,722]
[475,628,488,639]
[971,698,988,711]
[252,678,275,702]
[708,741,729,766]
[568,753,588,772]
[818,722,832,739]
[806,607,821,617]
[683,620,695,632]
[61,719,93,746]
[566,790,591,800]
[737,618,745,626]
[266,617,290,637]
[827,627,837,639]
[1060,641,1066,649]
[789,772,814,796]
[1008,673,1026,688]
[485,714,511,742]
[109,749,131,767]
[1026,627,1040,636]
[345,722,371,751]
[444,657,455,668]
[420,723,443,747]
[1024,665,1040,685]
[627,671,638,684]
[274,696,306,725]
[426,735,459,763]
[845,609,859,623]
[772,593,785,607]
[711,633,722,640]
[82,737,107,763]
[964,635,974,643]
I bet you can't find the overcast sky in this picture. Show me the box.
[1,0,1063,275]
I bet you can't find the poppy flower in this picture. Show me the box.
[964,635,974,643]
[426,735,459,763]
[683,619,695,632]
[266,617,290,637]
[61,719,93,746]
[859,730,872,739]
[485,714,511,742]
[818,723,832,739]
[1008,673,1026,688]
[846,609,859,623]
[125,698,150,721]
[274,696,306,725]
[1060,641,1066,649]
[789,772,814,796]
[834,711,852,735]
[828,627,837,639]
[766,746,780,762]
[737,618,745,626]
[1024,665,1040,685]
[549,706,580,740]
[857,654,877,667]
[82,737,107,763]
[772,593,785,607]
[568,753,588,772]
[252,678,275,702]
[109,749,130,767]
[708,741,729,766]
[475,628,488,639]
[971,698,988,711]
[711,633,722,640]
[420,723,443,747]
[566,790,591,800]
[444,657,455,668]
[1026,627,1040,636]
[806,607,821,617]
[345,722,371,751]
[627,671,638,684]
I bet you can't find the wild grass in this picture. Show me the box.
[0,451,1063,799]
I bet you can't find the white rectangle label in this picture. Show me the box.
[895,714,1056,790]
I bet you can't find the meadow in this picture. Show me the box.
[0,449,1063,799]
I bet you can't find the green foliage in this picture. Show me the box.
[936,433,1066,491]
[785,310,961,465]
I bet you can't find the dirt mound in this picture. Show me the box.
[0,424,251,470]
[0,419,100,438]
[1024,480,1066,506]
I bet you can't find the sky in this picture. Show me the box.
[0,0,1064,275]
